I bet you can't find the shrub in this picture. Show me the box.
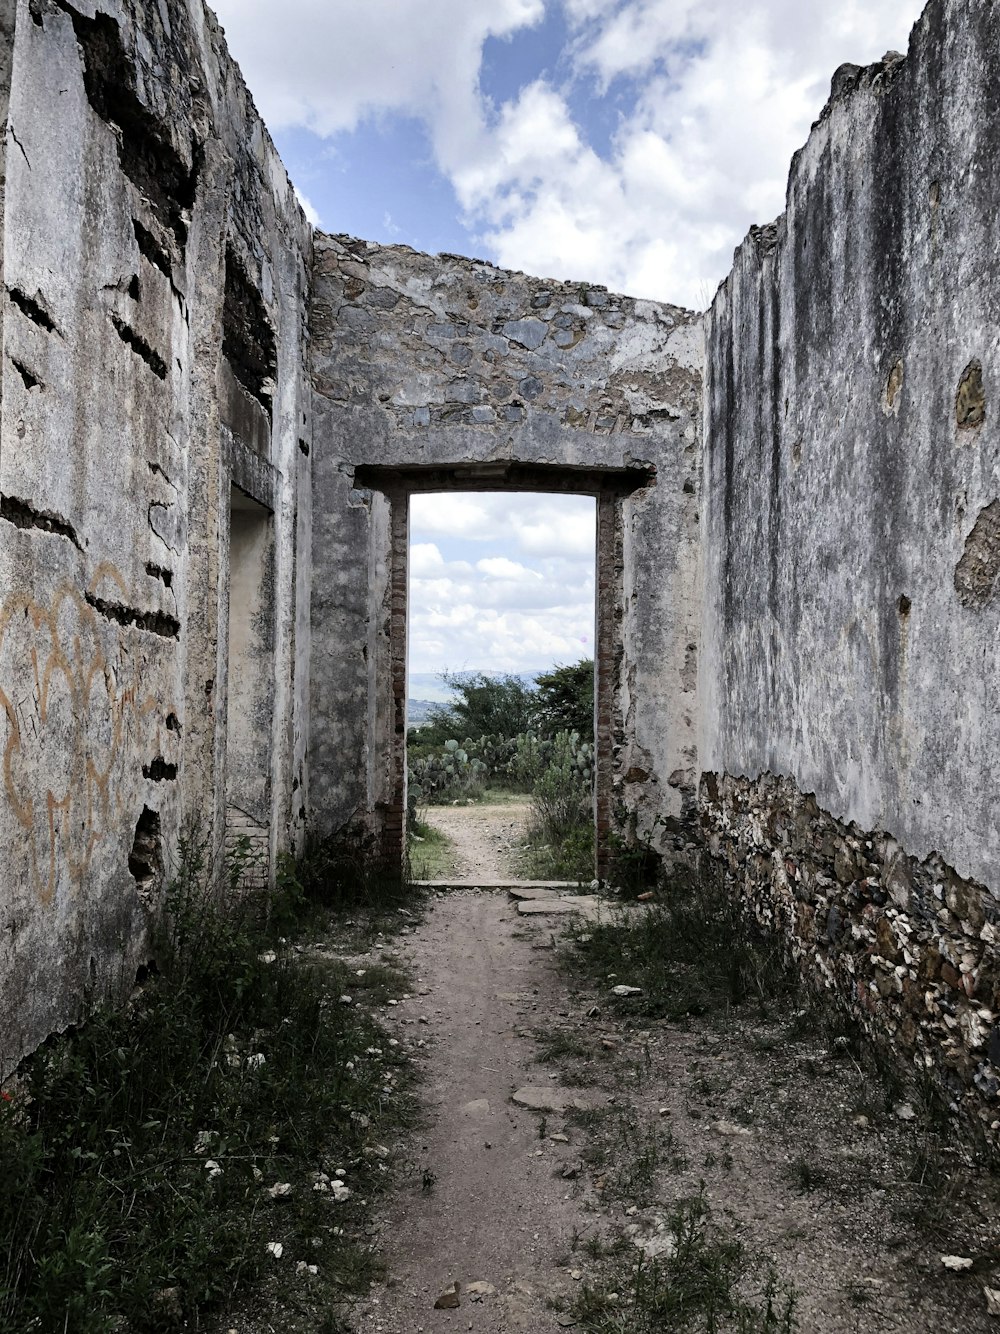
[425,670,537,741]
[534,659,594,742]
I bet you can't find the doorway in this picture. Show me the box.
[354,461,647,879]
[407,490,597,881]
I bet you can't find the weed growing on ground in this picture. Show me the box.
[0,821,419,1333]
[562,1190,797,1333]
[568,1103,687,1206]
[407,818,459,880]
[564,861,798,1021]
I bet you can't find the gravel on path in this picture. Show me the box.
[420,801,533,883]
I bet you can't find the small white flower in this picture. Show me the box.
[268,1182,293,1199]
[204,1160,224,1179]
[334,1169,346,1178]
[193,1130,215,1155]
[345,1061,355,1071]
[330,1181,352,1202]
[266,1242,283,1259]
[245,1053,266,1070]
[258,950,277,964]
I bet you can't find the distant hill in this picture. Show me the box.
[407,699,439,727]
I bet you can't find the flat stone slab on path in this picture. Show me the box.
[511,1085,604,1114]
[516,894,602,920]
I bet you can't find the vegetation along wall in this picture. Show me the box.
[701,0,1000,1131]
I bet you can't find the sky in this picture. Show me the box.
[211,0,927,682]
[408,493,595,687]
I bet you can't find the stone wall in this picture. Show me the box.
[308,235,703,867]
[0,0,311,1071]
[701,0,1000,1126]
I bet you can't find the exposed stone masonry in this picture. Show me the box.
[703,773,1000,1132]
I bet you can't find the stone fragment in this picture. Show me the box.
[710,1120,752,1137]
[503,318,547,350]
[435,1282,461,1309]
[941,1255,974,1271]
[984,1286,1000,1316]
[466,1281,496,1299]
[894,1102,917,1121]
[611,985,642,997]
[511,1085,598,1113]
[461,1098,490,1116]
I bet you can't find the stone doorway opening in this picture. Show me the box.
[353,461,654,880]
[407,489,597,883]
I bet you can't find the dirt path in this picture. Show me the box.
[420,801,533,882]
[350,890,999,1334]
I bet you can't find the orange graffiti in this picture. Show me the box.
[0,562,175,906]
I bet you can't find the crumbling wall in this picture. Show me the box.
[702,0,1000,1126]
[309,236,703,864]
[0,0,312,1071]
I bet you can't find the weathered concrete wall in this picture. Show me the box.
[0,0,311,1071]
[702,0,1000,1125]
[309,236,703,863]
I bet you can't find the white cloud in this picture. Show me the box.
[476,555,541,580]
[212,0,543,141]
[407,493,595,674]
[463,0,926,305]
[294,186,321,226]
[215,0,925,308]
[410,542,446,576]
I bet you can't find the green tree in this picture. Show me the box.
[533,659,594,742]
[426,670,537,742]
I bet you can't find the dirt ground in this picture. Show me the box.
[420,801,533,882]
[347,810,1000,1333]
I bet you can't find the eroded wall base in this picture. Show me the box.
[701,772,1000,1132]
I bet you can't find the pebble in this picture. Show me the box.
[611,985,642,997]
[434,1282,461,1309]
[941,1255,974,1271]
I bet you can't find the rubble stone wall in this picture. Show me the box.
[0,0,312,1071]
[702,0,1000,1127]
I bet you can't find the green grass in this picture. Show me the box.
[0,822,420,1333]
[517,820,595,881]
[408,819,459,880]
